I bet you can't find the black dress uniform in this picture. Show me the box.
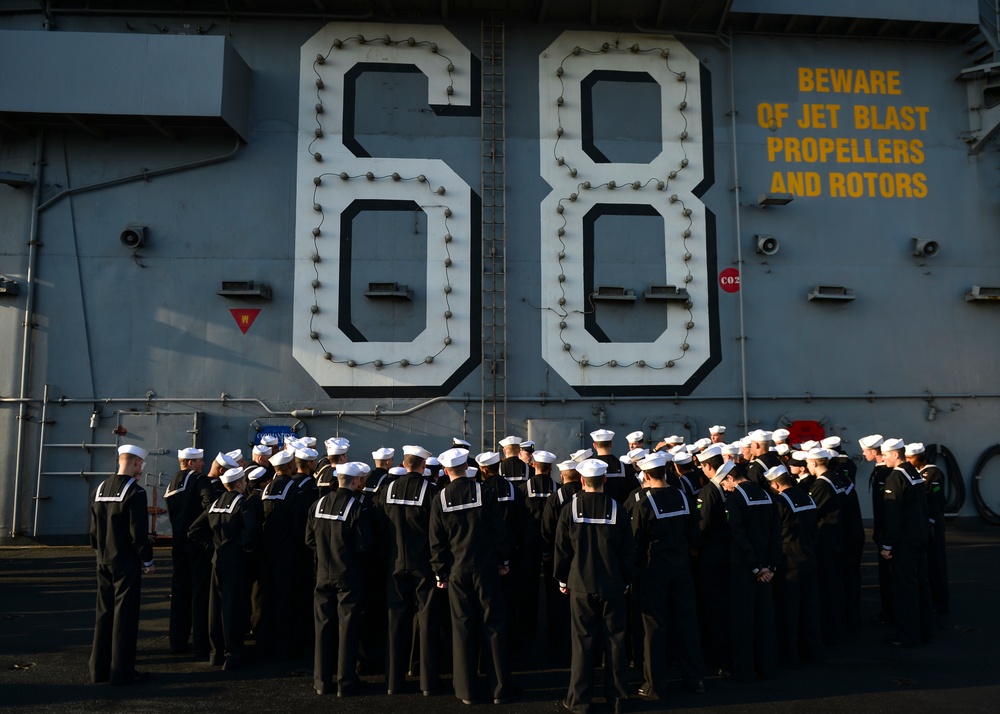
[484,475,527,649]
[164,468,209,654]
[808,471,846,645]
[869,462,893,624]
[430,478,515,703]
[920,463,949,614]
[883,462,933,647]
[306,487,372,695]
[290,471,319,654]
[259,473,296,658]
[554,491,635,714]
[188,489,260,669]
[694,478,730,672]
[378,471,441,694]
[520,470,556,641]
[89,473,154,685]
[726,480,781,682]
[631,486,705,698]
[314,459,336,498]
[771,485,822,667]
[833,458,865,631]
[746,452,782,488]
[541,479,581,654]
[595,454,629,505]
[358,468,392,673]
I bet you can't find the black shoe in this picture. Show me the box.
[316,684,333,696]
[493,683,521,704]
[222,657,240,671]
[685,679,706,694]
[635,685,658,700]
[612,697,630,714]
[460,698,475,705]
[559,699,574,713]
[716,668,731,678]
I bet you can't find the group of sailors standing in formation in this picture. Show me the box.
[89,425,948,713]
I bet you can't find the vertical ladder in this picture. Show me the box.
[481,20,507,450]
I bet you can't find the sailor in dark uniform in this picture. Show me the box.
[315,437,350,498]
[243,465,270,648]
[764,464,822,667]
[772,428,790,449]
[521,449,558,642]
[249,444,276,485]
[906,442,949,615]
[188,466,260,670]
[259,448,297,659]
[631,452,705,700]
[722,460,781,683]
[307,462,372,696]
[290,446,320,654]
[430,448,516,705]
[499,435,529,490]
[378,444,442,696]
[367,447,396,494]
[806,447,846,645]
[709,425,727,444]
[90,444,154,685]
[591,429,628,506]
[164,447,207,655]
[693,453,734,675]
[746,430,782,488]
[860,434,893,625]
[541,459,582,657]
[822,436,864,631]
[880,438,933,647]
[554,458,635,714]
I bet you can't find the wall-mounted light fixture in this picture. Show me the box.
[965,285,1000,301]
[0,171,34,189]
[592,286,637,302]
[807,285,855,302]
[0,276,20,295]
[756,192,794,208]
[217,280,272,301]
[644,285,690,302]
[364,282,412,301]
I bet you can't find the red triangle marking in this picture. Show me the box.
[230,308,261,335]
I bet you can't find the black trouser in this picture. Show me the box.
[169,543,208,654]
[774,566,822,667]
[386,569,438,692]
[641,568,704,697]
[729,567,777,682]
[843,536,864,631]
[695,545,730,670]
[816,544,845,645]
[208,552,247,666]
[314,581,362,690]
[259,545,292,659]
[90,563,142,685]
[890,543,933,646]
[448,570,512,701]
[358,555,388,672]
[927,521,949,614]
[192,549,212,654]
[565,590,628,714]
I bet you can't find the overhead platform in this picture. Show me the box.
[0,30,251,141]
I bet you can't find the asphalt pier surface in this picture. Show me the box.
[2,524,999,713]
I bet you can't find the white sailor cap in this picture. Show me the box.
[712,460,735,484]
[859,434,884,450]
[618,454,632,465]
[694,438,713,451]
[764,464,789,482]
[300,437,317,448]
[352,461,371,475]
[259,434,280,447]
[335,462,362,478]
[221,467,245,484]
[178,447,203,460]
[806,448,836,460]
[520,441,535,450]
[638,452,669,471]
[668,445,686,455]
[438,448,470,468]
[697,445,723,462]
[532,450,557,464]
[466,467,479,480]
[722,444,740,457]
[748,429,772,443]
[285,438,306,451]
[665,435,684,445]
[626,448,648,462]
[772,428,790,442]
[269,450,294,467]
[820,436,842,450]
[881,438,906,454]
[295,447,319,461]
[570,449,593,461]
[246,466,267,482]
[673,451,693,465]
[590,429,615,442]
[739,437,753,448]
[576,458,608,478]
[775,443,791,456]
[425,457,440,467]
[790,450,810,464]
[452,438,471,448]
[226,449,244,462]
[709,425,727,435]
[372,447,395,461]
[626,430,645,443]
[252,444,270,456]
[475,451,501,467]
[799,440,820,451]
[389,466,407,476]
[402,445,433,460]
[557,460,579,472]
[498,436,522,448]
[215,452,238,468]
[119,444,148,460]
[325,437,350,456]
[686,444,700,454]
[905,442,925,456]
